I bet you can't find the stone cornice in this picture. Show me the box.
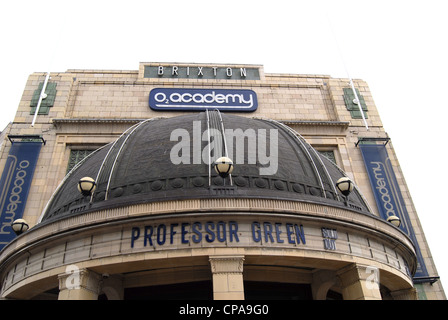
[52,118,147,126]
[279,120,349,127]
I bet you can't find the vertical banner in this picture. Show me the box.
[359,143,428,278]
[0,142,42,250]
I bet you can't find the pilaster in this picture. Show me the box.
[337,264,382,300]
[58,267,102,300]
[209,255,245,300]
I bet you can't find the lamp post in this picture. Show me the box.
[336,177,354,206]
[78,177,97,196]
[12,219,29,236]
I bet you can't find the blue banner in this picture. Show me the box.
[359,143,428,278]
[149,88,258,112]
[0,142,42,250]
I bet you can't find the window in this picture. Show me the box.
[318,150,337,165]
[67,149,94,173]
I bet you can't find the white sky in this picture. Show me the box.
[1,0,447,294]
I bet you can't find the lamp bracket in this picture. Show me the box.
[355,137,390,147]
[8,135,46,145]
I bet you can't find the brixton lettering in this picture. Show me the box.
[157,66,245,77]
[144,65,260,80]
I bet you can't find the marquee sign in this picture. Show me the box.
[130,220,306,249]
[149,88,258,112]
[126,217,412,280]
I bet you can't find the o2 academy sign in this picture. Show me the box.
[149,88,258,112]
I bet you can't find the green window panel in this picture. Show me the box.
[318,150,337,165]
[67,150,95,173]
[30,82,57,115]
[343,87,368,119]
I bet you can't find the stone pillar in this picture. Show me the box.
[209,255,245,300]
[58,268,102,300]
[337,264,382,300]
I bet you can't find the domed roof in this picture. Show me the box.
[40,112,372,223]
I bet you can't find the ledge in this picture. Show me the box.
[52,118,147,125]
[279,120,350,127]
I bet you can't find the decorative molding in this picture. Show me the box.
[280,120,350,127]
[209,255,245,274]
[52,118,147,125]
[58,268,102,295]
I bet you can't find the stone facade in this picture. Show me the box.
[0,63,444,300]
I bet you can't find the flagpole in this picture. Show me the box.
[325,7,369,130]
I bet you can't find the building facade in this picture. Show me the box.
[0,62,444,300]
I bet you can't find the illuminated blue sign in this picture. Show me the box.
[149,88,258,112]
